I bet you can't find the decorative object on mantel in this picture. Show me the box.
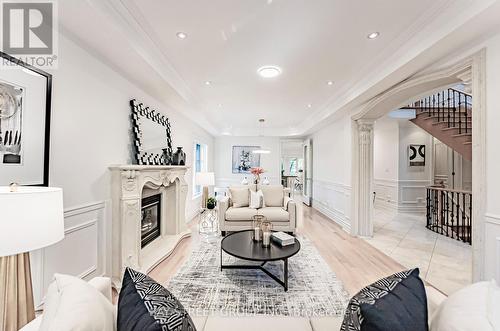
[195,172,215,209]
[232,145,261,174]
[241,176,249,185]
[0,52,52,186]
[250,167,265,184]
[109,165,191,288]
[0,185,64,331]
[172,146,186,165]
[130,99,173,166]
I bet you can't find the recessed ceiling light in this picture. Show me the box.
[367,32,380,39]
[176,32,187,39]
[258,66,282,78]
[307,104,312,108]
[327,81,334,86]
[205,81,212,86]
[218,103,223,108]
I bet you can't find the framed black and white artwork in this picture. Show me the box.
[408,144,425,167]
[232,146,261,174]
[0,52,52,186]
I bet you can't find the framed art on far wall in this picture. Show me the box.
[408,144,425,167]
[0,52,52,186]
[232,146,261,174]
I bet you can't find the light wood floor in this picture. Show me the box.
[148,203,404,295]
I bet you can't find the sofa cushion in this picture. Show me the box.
[258,185,284,207]
[249,190,265,209]
[430,280,500,331]
[340,268,427,331]
[310,317,343,331]
[258,207,290,222]
[226,207,257,221]
[40,274,116,331]
[229,187,250,208]
[203,316,312,331]
[118,267,196,331]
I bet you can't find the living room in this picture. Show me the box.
[1,1,500,331]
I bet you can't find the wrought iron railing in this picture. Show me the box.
[402,88,472,134]
[426,186,472,244]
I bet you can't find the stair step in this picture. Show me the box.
[441,127,472,133]
[452,133,472,137]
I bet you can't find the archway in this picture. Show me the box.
[350,50,486,282]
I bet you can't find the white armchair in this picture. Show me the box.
[218,184,297,235]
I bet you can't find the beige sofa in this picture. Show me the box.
[21,277,447,331]
[218,184,297,235]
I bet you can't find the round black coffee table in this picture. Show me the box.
[220,230,301,291]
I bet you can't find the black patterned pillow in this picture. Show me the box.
[118,267,196,331]
[340,268,428,331]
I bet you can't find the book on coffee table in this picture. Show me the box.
[271,231,295,246]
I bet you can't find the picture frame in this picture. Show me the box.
[0,52,52,186]
[408,144,425,167]
[130,99,173,165]
[232,146,261,174]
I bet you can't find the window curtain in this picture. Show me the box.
[0,253,35,331]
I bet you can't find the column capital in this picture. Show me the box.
[357,119,375,131]
[457,71,472,94]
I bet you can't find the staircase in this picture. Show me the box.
[404,88,472,161]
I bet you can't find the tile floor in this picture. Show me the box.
[363,208,472,295]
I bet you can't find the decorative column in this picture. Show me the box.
[355,119,375,237]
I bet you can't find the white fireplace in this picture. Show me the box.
[109,165,191,288]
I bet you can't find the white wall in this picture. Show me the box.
[373,117,399,210]
[373,117,432,213]
[482,32,500,282]
[30,32,214,307]
[214,136,280,187]
[310,115,352,231]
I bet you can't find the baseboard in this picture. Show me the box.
[312,199,351,233]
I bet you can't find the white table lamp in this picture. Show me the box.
[0,185,64,331]
[195,172,215,208]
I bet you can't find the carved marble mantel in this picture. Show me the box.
[109,165,191,288]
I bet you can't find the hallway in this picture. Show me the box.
[363,208,472,295]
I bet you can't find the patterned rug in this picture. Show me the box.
[166,235,350,318]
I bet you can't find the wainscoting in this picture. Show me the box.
[311,180,351,232]
[374,179,430,213]
[30,201,108,309]
[484,213,500,283]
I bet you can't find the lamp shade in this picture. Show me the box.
[195,172,215,186]
[0,186,64,256]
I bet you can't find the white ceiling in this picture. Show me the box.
[58,0,496,136]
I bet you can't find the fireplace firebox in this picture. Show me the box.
[141,194,161,248]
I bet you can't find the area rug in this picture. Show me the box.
[166,235,350,318]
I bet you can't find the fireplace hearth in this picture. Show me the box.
[141,194,161,248]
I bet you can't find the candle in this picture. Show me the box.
[254,227,261,241]
[262,232,271,247]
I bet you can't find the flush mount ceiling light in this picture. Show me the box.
[258,66,282,78]
[176,32,187,39]
[367,32,380,39]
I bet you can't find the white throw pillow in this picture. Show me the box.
[229,187,250,208]
[430,280,500,331]
[249,190,265,209]
[40,274,116,331]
